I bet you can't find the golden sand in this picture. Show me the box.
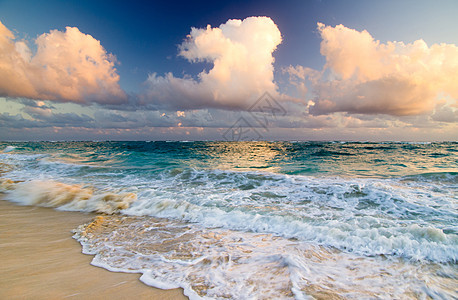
[0,198,187,300]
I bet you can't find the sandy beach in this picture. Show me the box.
[0,198,187,300]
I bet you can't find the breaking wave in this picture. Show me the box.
[2,179,136,214]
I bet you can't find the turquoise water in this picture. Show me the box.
[1,141,457,299]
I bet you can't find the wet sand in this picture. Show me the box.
[0,198,187,300]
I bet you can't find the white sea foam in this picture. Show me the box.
[1,164,456,263]
[122,169,457,263]
[2,146,16,153]
[73,215,457,299]
[2,179,136,214]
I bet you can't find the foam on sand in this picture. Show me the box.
[0,198,186,299]
[73,214,458,299]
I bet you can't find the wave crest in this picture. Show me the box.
[1,179,136,214]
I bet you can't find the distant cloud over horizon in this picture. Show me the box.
[291,23,458,117]
[0,21,126,105]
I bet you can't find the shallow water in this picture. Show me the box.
[1,141,457,299]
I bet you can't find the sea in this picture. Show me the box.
[0,141,456,299]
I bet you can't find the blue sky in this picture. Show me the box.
[0,0,457,141]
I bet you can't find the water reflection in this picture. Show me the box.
[193,141,287,173]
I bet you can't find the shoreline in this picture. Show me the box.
[0,198,187,300]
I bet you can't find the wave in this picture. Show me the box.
[1,179,136,214]
[0,142,456,264]
[311,149,356,156]
[401,172,458,183]
[1,141,456,298]
[1,174,456,264]
[73,214,457,299]
[2,146,16,153]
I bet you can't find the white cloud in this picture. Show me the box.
[0,21,125,104]
[143,16,282,110]
[292,23,458,116]
[1,19,456,141]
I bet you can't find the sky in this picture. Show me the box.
[0,0,457,141]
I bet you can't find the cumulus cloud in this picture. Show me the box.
[0,21,125,104]
[291,23,458,116]
[432,101,458,123]
[143,16,282,110]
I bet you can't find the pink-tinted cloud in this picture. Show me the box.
[294,23,458,116]
[144,16,282,110]
[0,21,125,104]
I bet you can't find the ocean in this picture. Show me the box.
[0,141,456,299]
